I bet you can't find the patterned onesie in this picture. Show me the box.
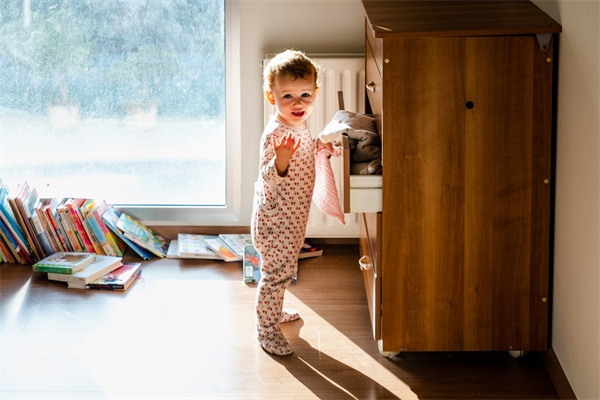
[251,116,316,355]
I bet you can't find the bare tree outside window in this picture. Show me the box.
[0,0,226,206]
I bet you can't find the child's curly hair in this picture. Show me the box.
[263,49,321,92]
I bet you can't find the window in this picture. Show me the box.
[0,0,240,222]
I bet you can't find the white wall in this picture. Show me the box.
[532,1,600,399]
[237,0,365,224]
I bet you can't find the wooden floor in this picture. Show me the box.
[1,243,559,399]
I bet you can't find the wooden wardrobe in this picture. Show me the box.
[345,0,562,354]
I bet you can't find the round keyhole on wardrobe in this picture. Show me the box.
[465,101,474,109]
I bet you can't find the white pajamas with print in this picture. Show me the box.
[251,116,316,355]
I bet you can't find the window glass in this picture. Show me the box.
[0,0,226,206]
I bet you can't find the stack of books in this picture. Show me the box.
[32,251,142,291]
[0,180,170,263]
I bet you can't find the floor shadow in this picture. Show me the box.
[288,245,559,399]
[269,319,401,400]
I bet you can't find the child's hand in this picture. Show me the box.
[272,133,301,176]
[317,138,333,153]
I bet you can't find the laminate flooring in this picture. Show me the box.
[0,244,559,399]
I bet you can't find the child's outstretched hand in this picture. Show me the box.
[317,138,334,153]
[272,133,301,176]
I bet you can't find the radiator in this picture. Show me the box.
[263,54,365,238]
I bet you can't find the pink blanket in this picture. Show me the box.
[313,146,345,225]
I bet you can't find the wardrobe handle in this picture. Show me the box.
[358,255,370,271]
[366,82,376,92]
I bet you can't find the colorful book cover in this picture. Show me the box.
[15,183,46,259]
[56,198,83,252]
[39,198,70,252]
[102,207,151,260]
[205,237,240,262]
[218,234,253,259]
[242,245,297,283]
[243,245,261,283]
[116,213,169,258]
[9,183,43,261]
[32,252,96,274]
[177,234,220,259]
[86,262,142,291]
[92,200,126,257]
[0,184,30,255]
[47,255,122,289]
[66,198,96,253]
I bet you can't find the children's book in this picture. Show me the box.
[92,200,126,257]
[177,234,220,259]
[8,182,43,261]
[243,245,261,283]
[166,240,180,259]
[102,207,152,260]
[14,183,46,259]
[86,262,142,291]
[47,255,122,289]
[298,239,324,259]
[32,252,96,274]
[0,183,31,262]
[205,237,240,262]
[0,210,30,264]
[40,198,70,252]
[116,213,169,258]
[218,234,253,259]
[242,245,297,283]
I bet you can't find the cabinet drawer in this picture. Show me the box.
[339,135,382,213]
[359,212,382,341]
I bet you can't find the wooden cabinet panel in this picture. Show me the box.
[360,0,560,354]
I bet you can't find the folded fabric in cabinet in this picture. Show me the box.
[319,110,381,163]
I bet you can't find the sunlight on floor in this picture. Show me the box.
[283,291,418,399]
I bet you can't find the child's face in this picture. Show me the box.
[266,73,318,129]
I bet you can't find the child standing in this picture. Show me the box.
[251,50,330,355]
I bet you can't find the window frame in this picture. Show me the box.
[115,0,241,225]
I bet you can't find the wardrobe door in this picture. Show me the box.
[380,36,552,352]
[462,36,552,351]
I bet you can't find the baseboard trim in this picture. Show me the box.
[541,347,577,400]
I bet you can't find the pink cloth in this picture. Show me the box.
[313,146,345,225]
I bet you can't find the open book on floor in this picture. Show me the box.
[176,234,221,259]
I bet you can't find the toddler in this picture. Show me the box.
[251,49,331,355]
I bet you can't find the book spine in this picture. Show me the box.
[30,212,54,256]
[33,265,75,274]
[92,210,119,254]
[35,208,60,253]
[47,272,70,282]
[45,207,69,252]
[86,215,115,256]
[8,198,40,260]
[66,201,95,253]
[57,207,82,252]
